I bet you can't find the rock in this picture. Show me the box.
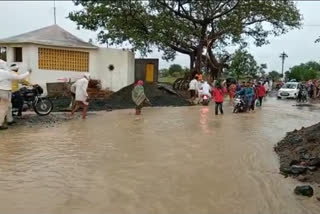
[317,197,320,201]
[309,158,320,167]
[290,160,300,166]
[307,166,317,171]
[290,165,307,174]
[294,146,306,153]
[280,166,291,175]
[294,185,314,197]
[302,153,312,160]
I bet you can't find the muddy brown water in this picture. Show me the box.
[1,98,320,214]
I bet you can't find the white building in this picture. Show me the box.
[0,25,135,93]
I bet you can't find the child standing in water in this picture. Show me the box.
[212,80,227,115]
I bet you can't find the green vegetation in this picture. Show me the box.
[286,61,320,81]
[159,64,189,83]
[69,1,301,77]
[268,70,282,81]
[158,76,178,84]
[225,49,267,80]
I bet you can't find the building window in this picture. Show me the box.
[38,48,89,72]
[14,47,23,62]
[0,47,7,61]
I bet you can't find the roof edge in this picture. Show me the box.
[0,41,98,50]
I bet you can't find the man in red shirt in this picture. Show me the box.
[257,82,266,106]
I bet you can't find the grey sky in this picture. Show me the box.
[0,1,319,72]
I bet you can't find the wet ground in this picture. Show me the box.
[1,97,320,214]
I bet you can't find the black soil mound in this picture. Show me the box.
[52,83,190,111]
[274,123,320,183]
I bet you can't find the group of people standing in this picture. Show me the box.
[306,79,320,99]
[188,73,270,115]
[234,81,267,112]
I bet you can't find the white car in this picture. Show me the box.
[277,82,301,99]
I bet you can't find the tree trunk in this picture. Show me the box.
[189,53,195,73]
[195,44,203,74]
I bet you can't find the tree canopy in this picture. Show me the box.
[286,61,320,81]
[69,0,302,77]
[168,64,183,76]
[225,49,259,80]
[268,70,281,81]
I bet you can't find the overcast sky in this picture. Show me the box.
[0,1,319,72]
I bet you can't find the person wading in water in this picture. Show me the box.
[132,80,151,115]
[212,80,227,116]
[70,74,90,119]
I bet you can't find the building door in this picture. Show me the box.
[145,63,154,82]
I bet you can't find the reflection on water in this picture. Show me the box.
[0,98,320,214]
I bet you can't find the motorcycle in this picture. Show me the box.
[297,87,308,103]
[233,95,246,113]
[201,94,210,106]
[12,84,53,116]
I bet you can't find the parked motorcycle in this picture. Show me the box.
[297,87,308,103]
[233,95,246,113]
[12,85,53,116]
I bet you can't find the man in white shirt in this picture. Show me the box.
[188,76,199,102]
[70,74,90,119]
[199,81,212,98]
[264,81,269,96]
[0,60,30,130]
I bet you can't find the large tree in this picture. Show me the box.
[225,49,259,80]
[69,0,302,78]
[268,70,281,81]
[287,61,320,81]
[168,64,182,75]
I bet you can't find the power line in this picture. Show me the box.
[54,0,56,25]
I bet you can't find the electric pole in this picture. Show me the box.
[279,51,288,78]
[54,0,57,25]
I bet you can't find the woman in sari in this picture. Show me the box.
[132,80,150,115]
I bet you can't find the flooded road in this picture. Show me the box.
[1,98,320,214]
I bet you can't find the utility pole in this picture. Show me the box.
[279,51,288,78]
[54,0,57,25]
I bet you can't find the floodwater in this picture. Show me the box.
[1,98,320,214]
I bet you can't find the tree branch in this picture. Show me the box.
[206,0,241,23]
[157,0,204,25]
[168,44,192,55]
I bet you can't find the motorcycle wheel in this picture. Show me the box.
[233,106,239,113]
[34,98,53,116]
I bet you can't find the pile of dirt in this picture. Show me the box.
[87,80,113,99]
[274,123,320,183]
[52,83,190,111]
[47,80,112,100]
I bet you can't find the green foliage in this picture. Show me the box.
[258,63,267,78]
[171,72,182,78]
[168,64,183,75]
[226,49,259,80]
[268,70,281,81]
[287,61,320,81]
[159,68,169,77]
[69,0,302,74]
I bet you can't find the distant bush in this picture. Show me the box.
[171,72,183,78]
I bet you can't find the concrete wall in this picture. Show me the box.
[91,48,135,91]
[135,58,159,82]
[2,44,135,93]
